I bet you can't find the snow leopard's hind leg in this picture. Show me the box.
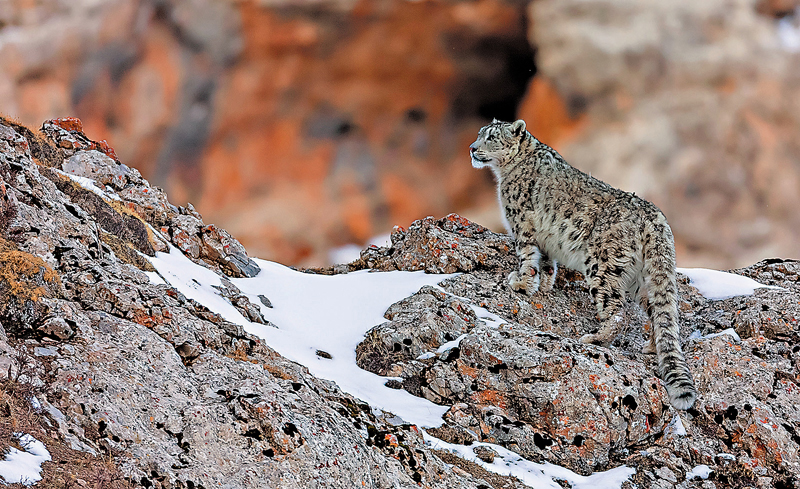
[580,237,633,347]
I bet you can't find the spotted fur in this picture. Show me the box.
[470,119,697,410]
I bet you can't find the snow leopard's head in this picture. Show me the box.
[469,119,528,171]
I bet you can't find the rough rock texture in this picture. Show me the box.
[4,0,798,268]
[1,118,799,488]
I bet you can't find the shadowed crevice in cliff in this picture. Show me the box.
[446,10,537,122]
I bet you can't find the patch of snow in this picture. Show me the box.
[717,453,735,461]
[29,396,40,410]
[56,170,121,201]
[677,268,785,301]
[149,248,454,427]
[692,328,741,343]
[0,433,51,486]
[148,246,252,325]
[424,433,635,489]
[232,259,455,427]
[665,413,687,437]
[686,464,712,480]
[436,334,469,354]
[469,304,507,328]
[416,334,469,361]
[143,271,166,285]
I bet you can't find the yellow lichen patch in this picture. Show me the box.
[106,198,143,220]
[0,239,61,305]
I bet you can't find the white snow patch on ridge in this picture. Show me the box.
[56,169,121,201]
[665,413,687,437]
[231,259,454,428]
[677,268,784,301]
[0,433,51,486]
[690,328,741,343]
[424,433,635,489]
[149,247,453,427]
[686,464,712,480]
[148,245,252,326]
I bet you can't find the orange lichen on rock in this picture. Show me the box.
[472,389,508,410]
[50,117,84,133]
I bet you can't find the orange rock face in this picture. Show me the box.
[194,0,536,265]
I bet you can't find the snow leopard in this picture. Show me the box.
[470,119,697,410]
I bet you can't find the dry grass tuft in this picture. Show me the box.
[0,240,61,305]
[99,232,155,272]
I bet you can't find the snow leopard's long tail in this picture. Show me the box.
[643,215,697,410]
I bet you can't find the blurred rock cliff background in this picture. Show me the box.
[2,0,799,268]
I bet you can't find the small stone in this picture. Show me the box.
[175,342,200,362]
[655,466,678,483]
[472,446,497,463]
[38,317,74,340]
[34,346,59,357]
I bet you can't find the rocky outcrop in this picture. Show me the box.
[1,118,798,488]
[0,118,491,488]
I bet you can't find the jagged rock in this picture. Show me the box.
[360,214,516,274]
[169,214,203,259]
[61,150,127,189]
[38,316,74,340]
[214,278,270,325]
[358,282,670,474]
[199,224,261,278]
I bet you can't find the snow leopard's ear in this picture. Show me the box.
[510,119,526,137]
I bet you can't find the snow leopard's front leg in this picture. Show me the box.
[508,221,549,296]
[509,241,541,295]
[539,255,558,292]
[510,249,556,294]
